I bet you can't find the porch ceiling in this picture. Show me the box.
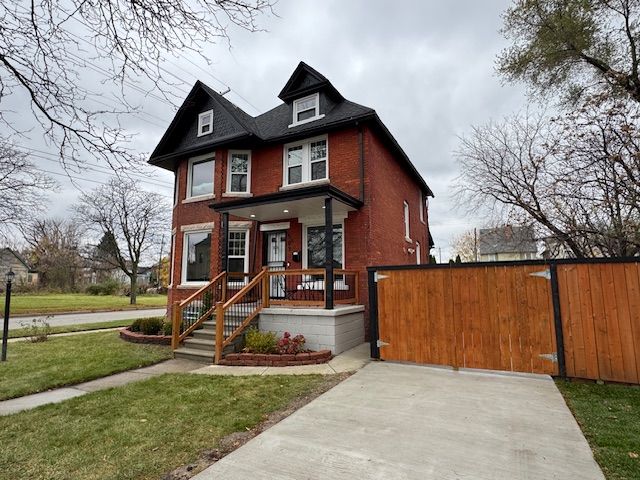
[211,184,362,222]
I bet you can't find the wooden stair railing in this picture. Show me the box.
[171,271,226,350]
[214,267,270,363]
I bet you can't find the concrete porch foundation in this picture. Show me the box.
[258,305,365,354]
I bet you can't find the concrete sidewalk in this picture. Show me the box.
[0,343,370,416]
[0,359,201,416]
[7,308,165,329]
[193,362,605,480]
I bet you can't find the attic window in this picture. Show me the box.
[290,93,324,127]
[197,110,213,136]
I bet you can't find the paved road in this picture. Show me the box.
[6,308,166,330]
[194,362,604,480]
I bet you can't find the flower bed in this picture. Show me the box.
[219,350,332,367]
[119,327,172,345]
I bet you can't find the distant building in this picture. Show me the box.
[0,248,39,286]
[478,226,538,262]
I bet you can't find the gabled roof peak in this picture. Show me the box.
[278,61,343,102]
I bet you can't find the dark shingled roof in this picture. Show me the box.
[148,62,432,196]
[478,226,538,255]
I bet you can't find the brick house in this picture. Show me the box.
[149,62,433,362]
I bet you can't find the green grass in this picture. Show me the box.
[0,374,330,480]
[0,331,171,400]
[557,380,640,479]
[0,293,167,315]
[8,318,133,338]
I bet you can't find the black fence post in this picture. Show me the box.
[368,268,380,359]
[324,197,334,310]
[549,263,567,378]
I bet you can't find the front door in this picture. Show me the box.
[265,231,286,298]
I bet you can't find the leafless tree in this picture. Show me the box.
[74,178,169,303]
[455,100,640,258]
[0,0,274,171]
[0,142,56,239]
[21,218,84,290]
[451,230,477,262]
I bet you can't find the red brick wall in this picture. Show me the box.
[167,125,431,336]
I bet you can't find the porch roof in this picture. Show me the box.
[210,184,363,222]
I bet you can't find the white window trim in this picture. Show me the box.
[404,201,411,242]
[185,153,215,201]
[169,232,176,287]
[225,150,252,195]
[227,227,250,287]
[260,222,291,232]
[173,172,178,207]
[289,93,325,128]
[416,241,421,265]
[419,192,425,224]
[197,110,213,137]
[282,135,329,188]
[181,228,213,287]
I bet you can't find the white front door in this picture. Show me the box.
[265,231,286,298]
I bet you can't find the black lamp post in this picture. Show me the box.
[1,269,15,362]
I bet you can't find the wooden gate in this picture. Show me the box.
[372,263,558,375]
[369,259,640,382]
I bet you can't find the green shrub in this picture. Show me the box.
[244,328,277,354]
[138,317,163,335]
[130,318,143,332]
[130,317,164,335]
[85,279,121,296]
[162,320,172,336]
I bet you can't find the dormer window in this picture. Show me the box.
[289,93,324,127]
[197,110,213,136]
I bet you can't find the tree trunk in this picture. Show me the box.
[130,269,137,305]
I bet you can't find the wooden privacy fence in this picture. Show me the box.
[368,258,640,384]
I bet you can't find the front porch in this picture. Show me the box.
[171,185,366,363]
[215,183,364,310]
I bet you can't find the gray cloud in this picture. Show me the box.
[3,0,527,260]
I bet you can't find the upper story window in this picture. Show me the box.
[227,151,251,194]
[284,136,328,186]
[403,201,411,241]
[197,110,213,136]
[289,93,324,127]
[419,192,425,223]
[187,154,214,199]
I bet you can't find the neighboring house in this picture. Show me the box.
[478,225,538,262]
[0,248,38,287]
[541,237,575,259]
[149,62,433,359]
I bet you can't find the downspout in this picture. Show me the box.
[358,123,365,202]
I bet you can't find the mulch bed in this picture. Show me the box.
[119,327,171,345]
[219,350,332,366]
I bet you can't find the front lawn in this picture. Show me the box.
[0,331,171,400]
[0,374,333,480]
[557,380,640,479]
[8,318,132,338]
[1,293,167,315]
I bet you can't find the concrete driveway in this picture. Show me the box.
[193,362,604,480]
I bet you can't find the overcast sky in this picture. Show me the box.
[6,0,529,260]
